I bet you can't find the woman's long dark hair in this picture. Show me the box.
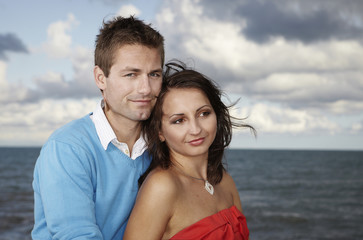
[139,60,255,187]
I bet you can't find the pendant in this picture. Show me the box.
[204,180,214,195]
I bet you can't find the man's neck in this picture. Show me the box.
[114,122,141,151]
[104,111,142,153]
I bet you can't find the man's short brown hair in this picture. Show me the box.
[95,16,165,77]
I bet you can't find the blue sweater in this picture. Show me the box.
[32,114,151,239]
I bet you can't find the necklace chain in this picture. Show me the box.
[172,165,214,195]
[173,165,206,181]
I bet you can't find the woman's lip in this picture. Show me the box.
[188,138,205,146]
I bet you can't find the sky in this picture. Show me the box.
[1,0,363,150]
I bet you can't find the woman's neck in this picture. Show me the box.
[170,152,209,180]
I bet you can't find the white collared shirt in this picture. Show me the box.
[90,100,147,160]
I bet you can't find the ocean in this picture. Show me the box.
[0,147,362,240]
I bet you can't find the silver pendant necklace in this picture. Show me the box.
[173,166,214,195]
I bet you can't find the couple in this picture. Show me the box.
[32,16,254,240]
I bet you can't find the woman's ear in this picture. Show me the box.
[159,132,165,142]
[94,66,106,91]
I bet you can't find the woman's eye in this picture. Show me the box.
[172,119,183,124]
[200,111,211,117]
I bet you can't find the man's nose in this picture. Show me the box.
[137,75,151,95]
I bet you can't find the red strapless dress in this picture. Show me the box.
[170,206,249,240]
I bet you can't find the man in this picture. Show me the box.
[32,16,164,239]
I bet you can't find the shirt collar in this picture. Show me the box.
[91,99,147,159]
[92,99,116,150]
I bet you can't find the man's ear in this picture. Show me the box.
[94,66,106,91]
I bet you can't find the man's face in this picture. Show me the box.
[95,44,163,125]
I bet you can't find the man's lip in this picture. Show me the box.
[130,99,152,103]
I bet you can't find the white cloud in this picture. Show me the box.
[30,47,97,100]
[0,46,96,104]
[43,13,79,58]
[0,12,98,146]
[0,61,7,88]
[351,122,362,132]
[0,60,31,103]
[175,23,363,80]
[157,7,175,24]
[1,33,96,103]
[245,71,363,103]
[230,102,340,134]
[118,4,141,17]
[323,100,363,115]
[0,98,99,146]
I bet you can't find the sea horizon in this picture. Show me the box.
[1,145,362,152]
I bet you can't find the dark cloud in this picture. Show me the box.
[199,0,363,44]
[87,0,128,5]
[26,75,99,102]
[240,76,363,114]
[0,33,28,60]
[237,1,362,43]
[3,72,99,104]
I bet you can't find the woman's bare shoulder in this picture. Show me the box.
[221,170,235,185]
[140,167,179,199]
[221,170,243,211]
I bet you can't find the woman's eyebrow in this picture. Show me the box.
[168,113,184,119]
[166,105,211,119]
[196,105,211,112]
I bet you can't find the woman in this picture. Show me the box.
[124,61,255,240]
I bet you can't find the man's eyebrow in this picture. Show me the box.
[150,68,163,73]
[120,67,163,73]
[121,67,141,72]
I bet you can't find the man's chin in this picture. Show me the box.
[135,111,151,121]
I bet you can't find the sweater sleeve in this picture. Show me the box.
[33,139,103,239]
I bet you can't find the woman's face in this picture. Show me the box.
[159,88,217,160]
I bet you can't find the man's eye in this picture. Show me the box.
[150,72,161,78]
[125,73,135,77]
